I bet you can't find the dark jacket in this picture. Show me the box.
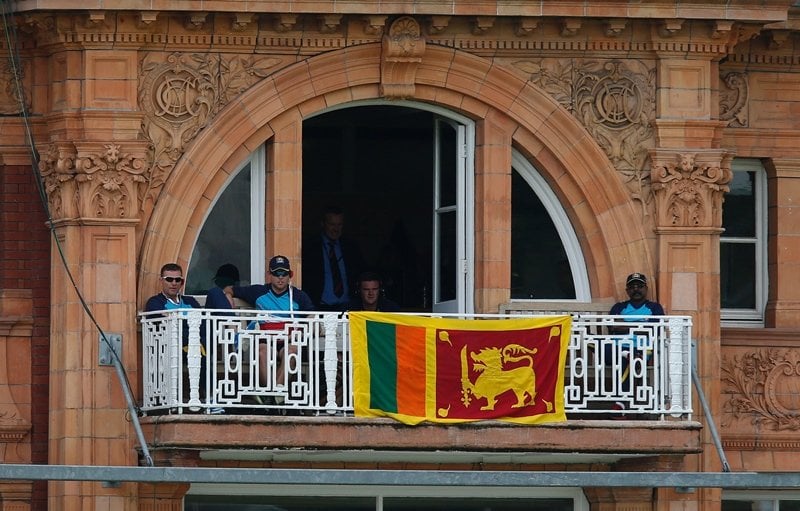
[302,235,364,307]
[348,295,401,312]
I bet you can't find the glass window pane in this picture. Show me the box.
[186,164,252,295]
[511,171,575,299]
[721,242,756,309]
[722,171,756,238]
[384,497,573,511]
[437,210,456,302]
[781,500,800,511]
[437,121,456,207]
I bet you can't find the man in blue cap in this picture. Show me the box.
[607,272,665,418]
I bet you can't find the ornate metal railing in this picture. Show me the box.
[138,310,693,420]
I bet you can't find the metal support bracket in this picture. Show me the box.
[99,333,122,366]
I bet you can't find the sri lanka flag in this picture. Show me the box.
[350,312,570,425]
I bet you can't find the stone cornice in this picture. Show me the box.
[8,2,795,23]
[8,12,779,59]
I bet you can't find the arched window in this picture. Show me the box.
[510,150,590,301]
[185,147,266,295]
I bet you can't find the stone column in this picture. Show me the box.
[650,146,733,511]
[41,139,148,510]
[764,158,800,327]
[473,112,513,313]
[266,109,304,277]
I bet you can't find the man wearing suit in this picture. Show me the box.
[302,206,364,311]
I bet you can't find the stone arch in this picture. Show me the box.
[138,43,650,304]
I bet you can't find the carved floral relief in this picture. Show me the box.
[0,59,29,115]
[722,349,800,431]
[512,58,656,216]
[75,144,148,219]
[38,143,77,220]
[650,151,732,228]
[138,52,280,209]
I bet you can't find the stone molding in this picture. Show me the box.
[649,149,733,228]
[722,348,800,431]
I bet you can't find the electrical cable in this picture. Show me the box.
[1,3,153,467]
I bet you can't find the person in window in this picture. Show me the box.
[226,255,315,392]
[205,263,240,309]
[348,271,401,312]
[302,206,365,311]
[607,272,665,418]
[144,263,223,414]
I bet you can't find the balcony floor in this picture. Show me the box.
[140,415,703,467]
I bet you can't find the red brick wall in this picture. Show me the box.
[1,163,50,510]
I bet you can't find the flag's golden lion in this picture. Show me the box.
[461,344,538,411]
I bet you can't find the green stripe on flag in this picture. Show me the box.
[366,320,398,412]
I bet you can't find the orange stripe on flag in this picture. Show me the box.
[395,324,426,417]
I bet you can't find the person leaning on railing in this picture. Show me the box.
[607,272,665,418]
[144,262,224,414]
[225,255,315,397]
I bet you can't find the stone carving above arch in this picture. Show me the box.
[512,58,656,216]
[138,52,280,209]
[722,349,800,431]
[381,16,426,99]
[650,150,733,228]
[719,71,749,128]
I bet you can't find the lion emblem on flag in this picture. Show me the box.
[460,344,545,411]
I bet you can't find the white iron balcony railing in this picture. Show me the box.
[138,310,693,420]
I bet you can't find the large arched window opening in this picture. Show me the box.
[510,150,591,302]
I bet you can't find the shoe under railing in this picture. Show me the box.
[138,310,693,420]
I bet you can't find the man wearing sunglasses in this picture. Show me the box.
[144,263,223,413]
[145,262,202,312]
[227,255,315,401]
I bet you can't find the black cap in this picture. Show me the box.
[269,255,291,273]
[626,273,647,286]
[213,263,240,287]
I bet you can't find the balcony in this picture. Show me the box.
[137,308,700,466]
[139,308,693,419]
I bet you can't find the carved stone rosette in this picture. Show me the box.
[38,142,148,221]
[649,149,733,228]
[381,16,426,99]
[138,52,279,208]
[722,349,800,431]
[512,58,656,217]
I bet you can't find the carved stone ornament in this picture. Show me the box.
[74,143,148,219]
[138,52,279,208]
[381,16,426,99]
[722,349,800,431]
[38,143,77,220]
[719,71,749,128]
[513,58,656,217]
[649,150,733,228]
[0,59,29,115]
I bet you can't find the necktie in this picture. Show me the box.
[328,242,344,298]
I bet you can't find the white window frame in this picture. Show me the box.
[723,490,800,510]
[721,158,767,327]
